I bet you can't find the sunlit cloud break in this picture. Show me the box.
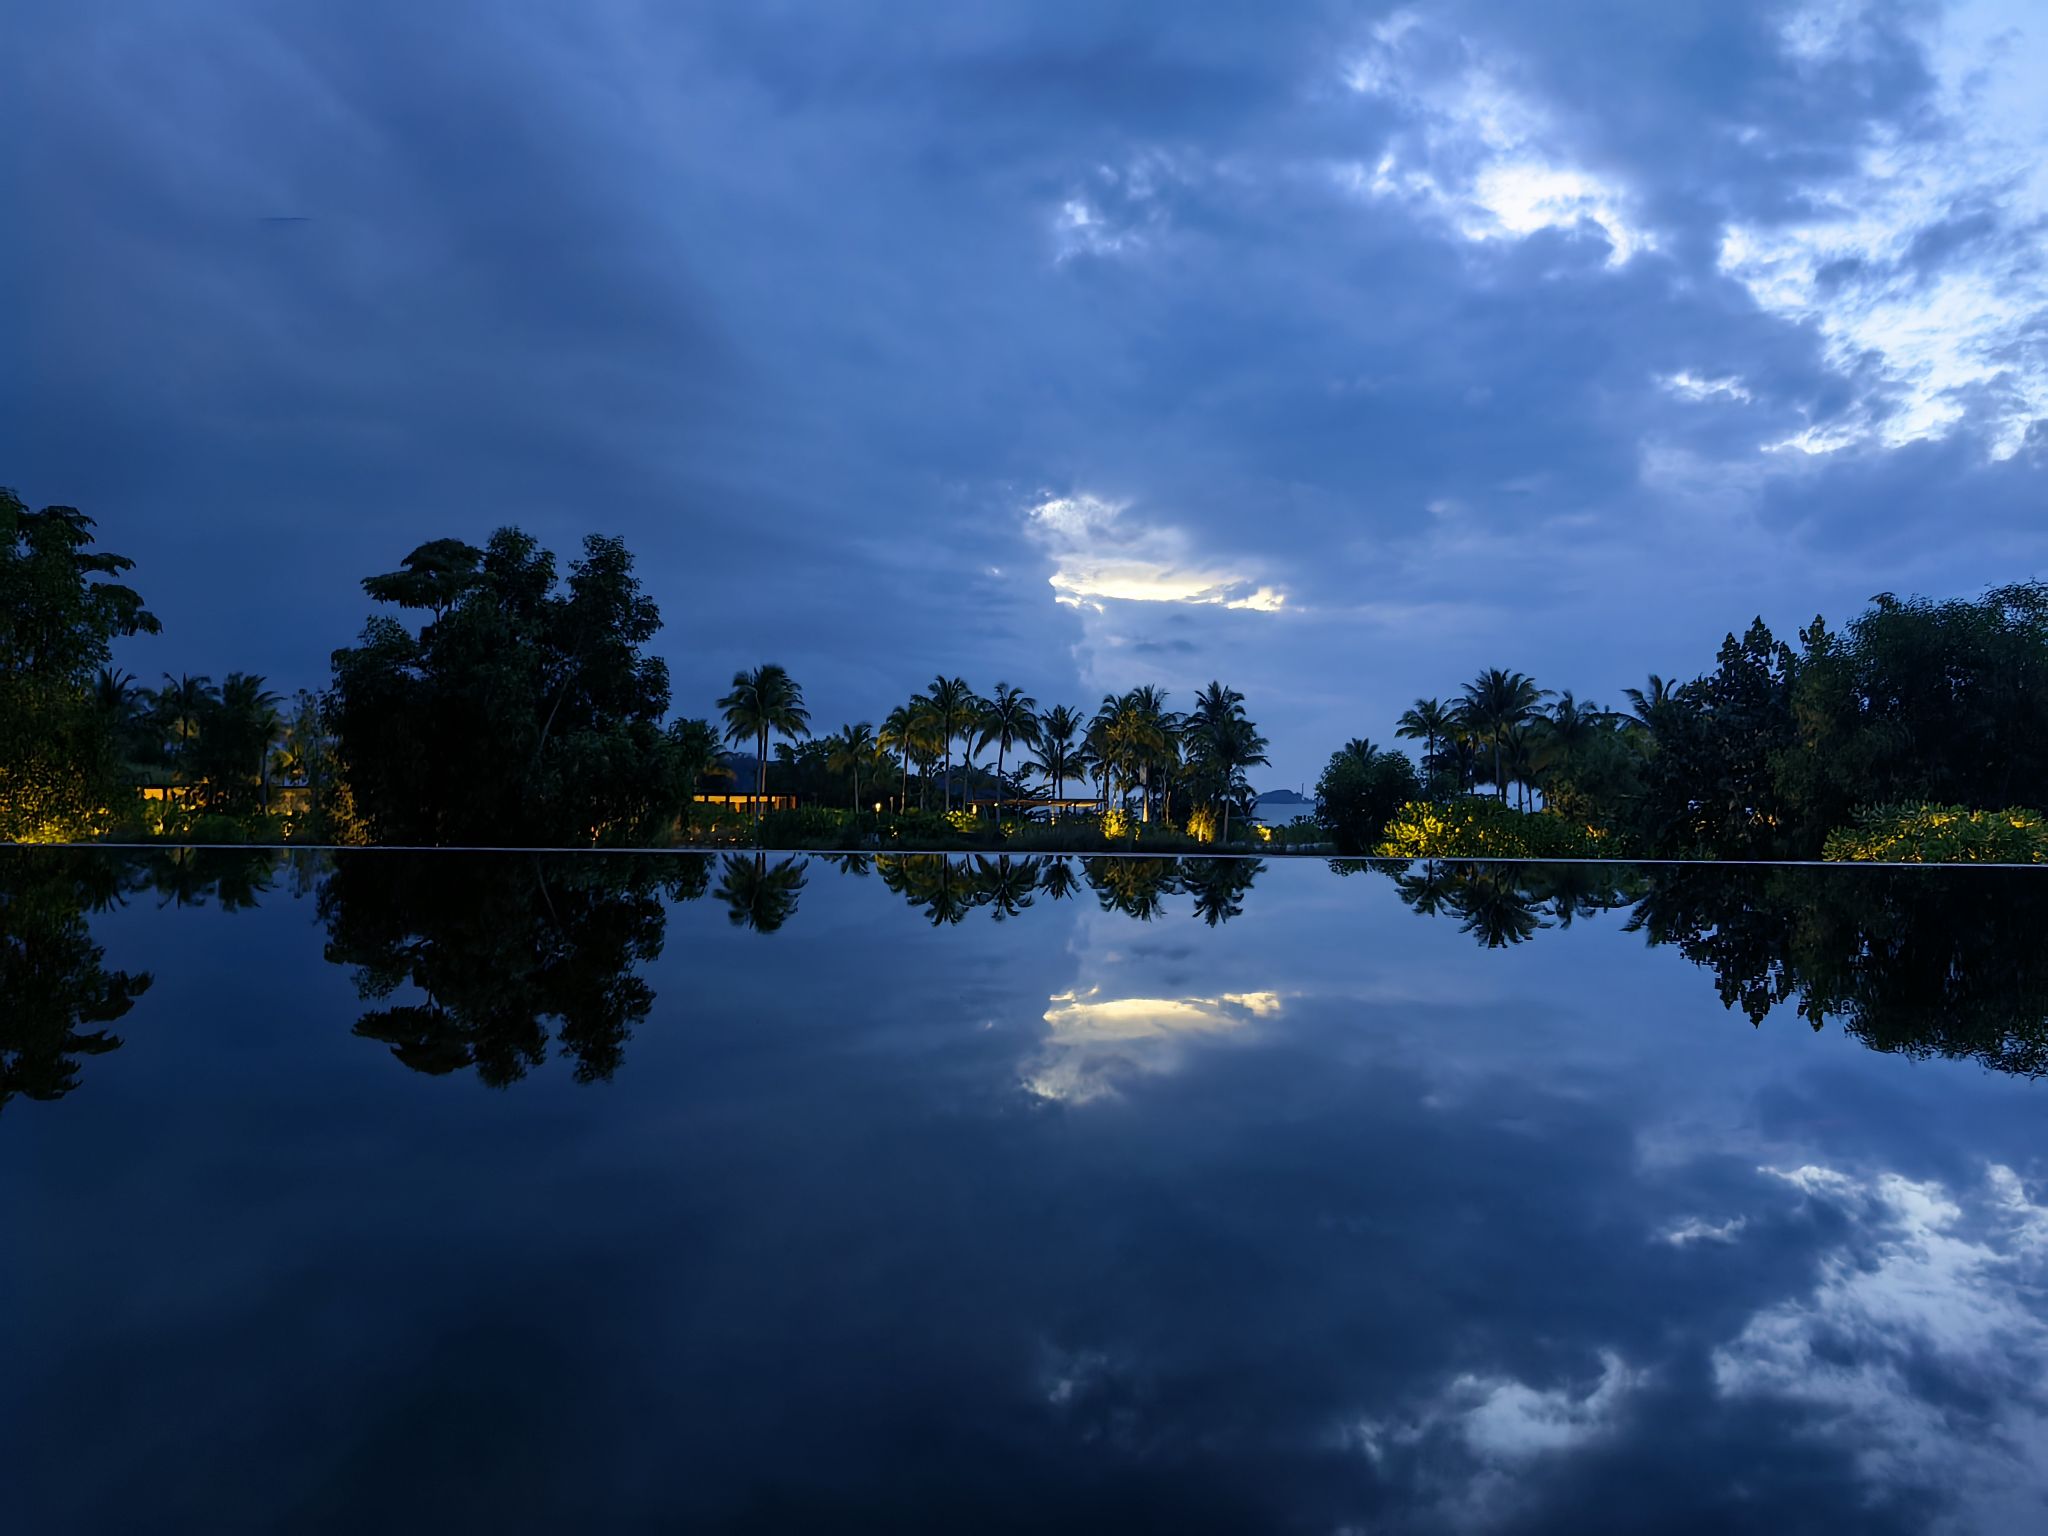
[1337,9,1652,268]
[1026,493,1288,612]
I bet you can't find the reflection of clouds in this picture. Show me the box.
[1344,1351,1644,1527]
[1713,1162,2048,1526]
[1025,987,1282,1103]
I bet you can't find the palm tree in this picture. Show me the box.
[1460,668,1549,804]
[1395,698,1455,789]
[155,673,216,809]
[879,703,920,814]
[1123,686,1174,824]
[1026,703,1088,819]
[1185,682,1269,843]
[827,721,878,811]
[218,672,283,813]
[1623,674,1676,730]
[976,682,1041,827]
[925,675,974,812]
[717,664,811,831]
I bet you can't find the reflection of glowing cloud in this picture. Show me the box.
[1026,494,1287,613]
[1026,987,1283,1102]
[1042,987,1282,1039]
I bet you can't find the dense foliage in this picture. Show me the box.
[0,490,161,841]
[1374,799,1609,859]
[1822,804,2048,864]
[328,530,680,845]
[1313,740,1421,853]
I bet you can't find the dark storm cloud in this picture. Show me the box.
[5,0,2044,783]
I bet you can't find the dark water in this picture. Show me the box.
[7,849,2048,1533]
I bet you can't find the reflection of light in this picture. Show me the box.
[1042,987,1282,1039]
[1027,988,1283,1102]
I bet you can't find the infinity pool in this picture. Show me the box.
[6,850,2046,1532]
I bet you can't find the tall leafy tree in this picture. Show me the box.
[1,491,161,841]
[329,528,678,846]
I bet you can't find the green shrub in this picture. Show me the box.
[1822,804,2048,864]
[1373,798,1613,859]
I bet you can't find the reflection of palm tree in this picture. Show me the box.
[1186,857,1262,925]
[714,852,808,933]
[718,664,811,832]
[1449,869,1549,948]
[972,854,1041,919]
[1086,858,1181,920]
[1038,856,1082,902]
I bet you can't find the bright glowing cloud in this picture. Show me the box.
[1026,493,1288,612]
[1720,1,2048,458]
[1338,11,1652,267]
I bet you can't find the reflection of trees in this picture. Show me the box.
[1380,857,2048,1079]
[870,854,1262,927]
[1,852,152,1114]
[1085,859,1182,922]
[715,852,807,934]
[320,854,700,1084]
[877,855,984,927]
[1186,858,1262,926]
[1630,866,2048,1076]
[137,846,287,911]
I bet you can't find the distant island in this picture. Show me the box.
[1255,788,1310,807]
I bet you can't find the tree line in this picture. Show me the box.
[12,485,2048,858]
[4,496,1275,847]
[1315,584,2048,858]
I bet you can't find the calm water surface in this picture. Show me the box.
[6,849,2048,1533]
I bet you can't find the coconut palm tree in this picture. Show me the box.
[218,672,284,813]
[155,673,216,808]
[717,664,811,831]
[1026,703,1088,819]
[1395,698,1456,788]
[925,675,974,812]
[1122,685,1175,824]
[1623,673,1677,730]
[976,681,1041,826]
[879,703,920,813]
[1186,682,1269,843]
[1460,668,1550,804]
[826,721,878,811]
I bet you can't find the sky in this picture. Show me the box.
[6,0,2048,789]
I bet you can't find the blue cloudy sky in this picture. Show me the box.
[7,0,2047,786]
